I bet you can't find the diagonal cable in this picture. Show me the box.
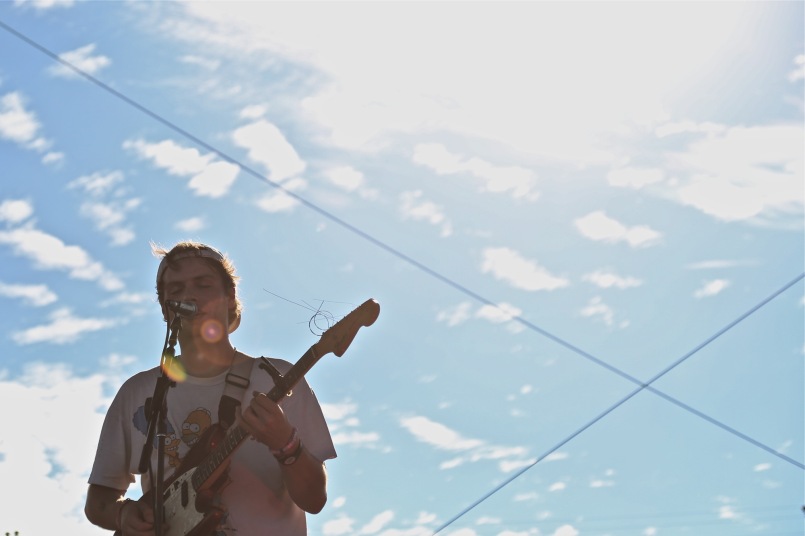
[2,19,801,476]
[433,271,804,534]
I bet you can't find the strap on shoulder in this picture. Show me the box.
[218,357,255,429]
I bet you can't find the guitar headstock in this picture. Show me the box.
[315,299,380,357]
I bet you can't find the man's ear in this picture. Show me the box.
[226,287,241,334]
[227,288,236,308]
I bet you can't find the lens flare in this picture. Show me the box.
[201,319,225,343]
[162,354,187,382]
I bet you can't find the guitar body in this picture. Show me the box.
[115,424,229,536]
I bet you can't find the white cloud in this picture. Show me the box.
[12,307,120,345]
[176,2,768,167]
[180,54,221,71]
[256,190,299,213]
[435,302,472,327]
[330,430,381,446]
[124,138,211,175]
[68,172,139,245]
[187,160,240,198]
[685,259,756,270]
[325,165,364,192]
[671,124,803,225]
[548,482,566,492]
[481,247,569,291]
[0,282,58,306]
[68,171,124,197]
[175,216,206,232]
[413,143,539,200]
[42,151,64,166]
[574,211,662,248]
[358,510,394,535]
[655,120,726,138]
[412,143,463,174]
[255,177,306,213]
[323,165,379,201]
[582,270,643,289]
[399,190,452,237]
[753,463,771,472]
[693,279,730,298]
[239,104,267,119]
[553,525,579,536]
[321,401,358,421]
[607,167,665,189]
[79,200,139,246]
[400,416,483,451]
[49,44,111,78]
[580,296,615,327]
[100,291,152,308]
[0,198,34,223]
[0,226,124,290]
[544,452,569,462]
[124,138,240,197]
[101,353,138,368]
[718,504,741,521]
[476,302,524,333]
[788,54,805,82]
[0,364,110,536]
[323,515,354,536]
[321,401,380,449]
[0,91,50,150]
[400,415,530,472]
[232,119,306,182]
[12,0,76,10]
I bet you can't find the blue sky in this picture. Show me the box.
[0,1,803,535]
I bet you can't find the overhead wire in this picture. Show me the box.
[2,18,802,534]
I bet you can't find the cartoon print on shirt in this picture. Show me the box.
[133,405,177,448]
[163,432,183,467]
[132,404,213,468]
[182,407,212,447]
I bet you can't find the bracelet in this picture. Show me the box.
[270,427,298,457]
[275,438,304,466]
[116,498,134,531]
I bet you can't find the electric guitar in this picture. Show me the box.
[116,298,380,536]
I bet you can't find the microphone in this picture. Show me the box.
[166,300,198,317]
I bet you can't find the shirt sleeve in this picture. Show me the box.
[260,358,337,463]
[88,384,137,491]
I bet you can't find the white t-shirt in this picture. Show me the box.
[89,355,337,536]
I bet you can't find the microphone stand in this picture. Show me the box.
[138,315,182,536]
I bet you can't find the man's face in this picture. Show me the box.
[161,257,234,343]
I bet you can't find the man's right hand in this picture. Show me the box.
[118,499,155,536]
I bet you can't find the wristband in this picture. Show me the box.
[116,498,134,531]
[275,438,303,466]
[270,427,298,457]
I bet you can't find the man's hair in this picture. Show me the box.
[152,241,243,332]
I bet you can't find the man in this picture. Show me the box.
[85,241,336,535]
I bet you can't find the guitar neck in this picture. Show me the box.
[190,344,323,490]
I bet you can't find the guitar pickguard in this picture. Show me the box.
[161,466,224,536]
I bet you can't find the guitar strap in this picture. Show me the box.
[218,357,255,429]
